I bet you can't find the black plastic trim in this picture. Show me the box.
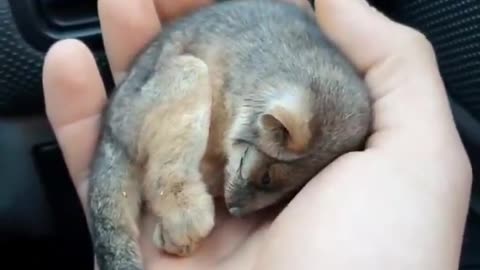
[7,0,103,52]
[39,0,99,29]
[0,115,93,269]
[0,116,55,238]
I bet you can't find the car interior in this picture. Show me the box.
[0,0,479,269]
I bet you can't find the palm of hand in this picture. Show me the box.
[40,1,289,268]
[42,64,277,269]
[139,204,269,269]
[40,34,369,267]
[44,104,365,270]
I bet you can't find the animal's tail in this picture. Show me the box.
[87,132,143,270]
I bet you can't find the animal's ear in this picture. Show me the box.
[259,105,312,154]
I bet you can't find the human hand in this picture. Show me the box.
[252,1,472,269]
[42,0,472,270]
[41,1,298,269]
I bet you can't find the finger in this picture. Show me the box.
[314,0,463,162]
[153,0,312,22]
[281,0,313,10]
[43,39,106,193]
[154,0,213,22]
[313,0,444,121]
[313,0,444,107]
[98,0,161,83]
[314,0,422,72]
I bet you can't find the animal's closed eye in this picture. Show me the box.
[254,171,274,192]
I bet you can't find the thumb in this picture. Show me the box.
[314,0,427,72]
[314,0,469,175]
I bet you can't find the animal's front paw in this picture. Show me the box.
[152,186,215,256]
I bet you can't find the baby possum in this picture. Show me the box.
[87,0,372,269]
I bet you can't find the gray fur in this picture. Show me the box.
[88,1,372,269]
[88,132,142,270]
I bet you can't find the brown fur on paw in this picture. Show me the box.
[151,182,215,256]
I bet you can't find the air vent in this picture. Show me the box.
[39,0,98,29]
[8,0,103,52]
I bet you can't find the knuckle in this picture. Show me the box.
[390,25,438,64]
[399,26,434,51]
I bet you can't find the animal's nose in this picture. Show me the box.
[225,181,254,216]
[225,197,250,217]
[225,199,243,215]
[228,206,244,217]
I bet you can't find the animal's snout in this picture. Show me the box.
[227,206,246,217]
[225,196,247,217]
[225,184,254,217]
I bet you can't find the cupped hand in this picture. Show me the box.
[42,0,472,270]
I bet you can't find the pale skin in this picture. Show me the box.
[42,0,472,269]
